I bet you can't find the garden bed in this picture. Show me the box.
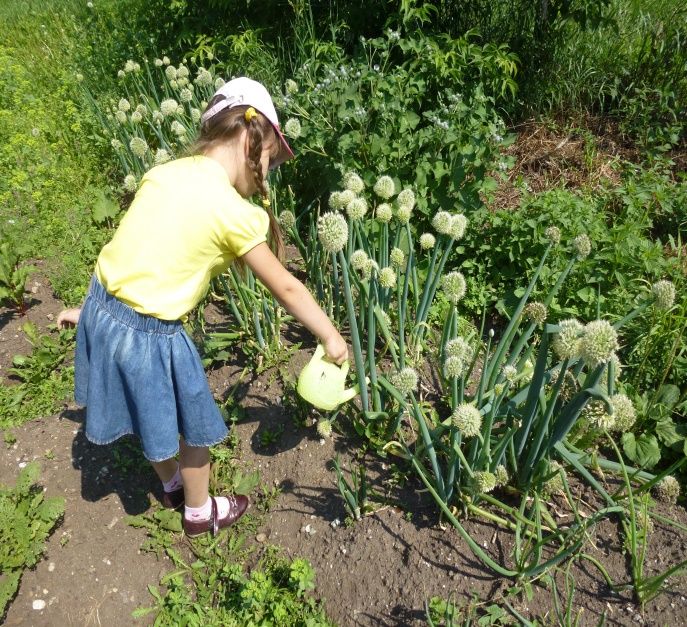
[1,278,686,626]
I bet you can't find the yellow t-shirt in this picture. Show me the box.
[95,155,269,320]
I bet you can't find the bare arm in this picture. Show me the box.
[242,243,348,365]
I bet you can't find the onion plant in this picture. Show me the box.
[304,172,677,578]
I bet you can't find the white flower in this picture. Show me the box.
[284,118,301,140]
[419,233,436,250]
[152,111,164,124]
[316,418,332,439]
[396,188,415,210]
[652,280,675,310]
[129,137,148,158]
[390,247,405,268]
[160,99,178,117]
[195,68,213,86]
[373,175,395,199]
[389,367,418,396]
[191,108,201,123]
[130,111,142,123]
[214,77,225,90]
[469,471,496,493]
[350,250,369,271]
[653,476,680,504]
[177,65,189,79]
[118,98,131,112]
[165,65,177,81]
[346,197,368,221]
[123,174,138,192]
[378,267,396,288]
[445,337,473,362]
[154,58,163,67]
[397,205,412,224]
[171,120,186,136]
[524,302,547,324]
[162,56,170,65]
[343,171,364,194]
[432,211,452,235]
[610,393,636,432]
[375,203,393,223]
[278,211,296,231]
[124,60,136,73]
[441,271,466,304]
[573,234,591,260]
[552,319,584,361]
[115,110,126,123]
[451,404,482,437]
[450,214,467,240]
[317,213,348,253]
[179,88,193,102]
[153,149,171,166]
[546,226,561,245]
[580,319,619,369]
[285,79,299,95]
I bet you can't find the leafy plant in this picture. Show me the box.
[0,237,36,314]
[0,462,64,617]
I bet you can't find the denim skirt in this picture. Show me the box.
[74,276,228,461]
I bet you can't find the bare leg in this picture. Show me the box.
[178,437,210,508]
[150,457,179,484]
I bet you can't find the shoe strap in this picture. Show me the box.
[210,496,219,537]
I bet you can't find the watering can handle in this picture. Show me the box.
[316,344,350,375]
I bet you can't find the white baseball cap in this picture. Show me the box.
[201,76,294,169]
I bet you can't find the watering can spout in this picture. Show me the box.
[297,345,367,411]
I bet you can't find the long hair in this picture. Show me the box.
[190,95,285,262]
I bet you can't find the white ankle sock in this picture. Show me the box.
[162,464,182,493]
[184,496,232,521]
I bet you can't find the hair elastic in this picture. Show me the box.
[244,107,258,122]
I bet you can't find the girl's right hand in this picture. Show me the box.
[57,308,81,330]
[322,332,348,366]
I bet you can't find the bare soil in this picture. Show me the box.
[1,267,687,627]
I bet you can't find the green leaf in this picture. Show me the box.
[0,571,21,617]
[621,432,661,468]
[656,384,681,410]
[91,189,121,224]
[233,469,260,495]
[655,417,683,447]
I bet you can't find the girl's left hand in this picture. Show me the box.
[57,308,81,330]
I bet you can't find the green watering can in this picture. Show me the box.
[297,345,365,411]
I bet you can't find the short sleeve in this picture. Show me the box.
[223,202,270,258]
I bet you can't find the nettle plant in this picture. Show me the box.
[277,27,518,223]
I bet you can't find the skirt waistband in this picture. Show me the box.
[88,275,182,335]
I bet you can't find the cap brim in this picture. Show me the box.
[269,123,294,169]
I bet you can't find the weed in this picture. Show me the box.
[0,462,64,616]
[0,237,36,314]
[256,485,282,514]
[260,425,284,447]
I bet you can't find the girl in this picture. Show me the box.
[57,77,348,538]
